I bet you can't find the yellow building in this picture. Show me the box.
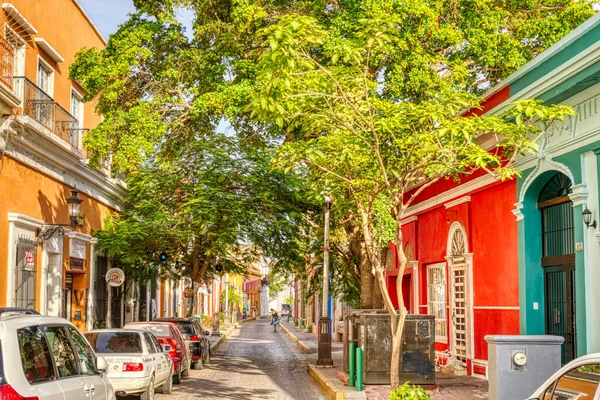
[0,1,125,331]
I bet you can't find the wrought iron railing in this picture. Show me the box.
[14,77,83,152]
[0,36,13,90]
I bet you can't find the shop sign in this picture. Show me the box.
[70,240,86,259]
[105,268,125,287]
[24,250,35,271]
[69,258,84,272]
[183,287,195,298]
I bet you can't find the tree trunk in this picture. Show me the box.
[372,272,384,309]
[344,218,374,308]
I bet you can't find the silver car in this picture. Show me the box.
[1,313,114,400]
[85,329,173,399]
[528,353,600,399]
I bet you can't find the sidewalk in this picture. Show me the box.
[279,321,489,400]
[208,322,240,353]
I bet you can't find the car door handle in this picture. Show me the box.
[90,385,96,395]
[84,384,91,396]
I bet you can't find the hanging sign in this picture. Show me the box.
[183,287,195,298]
[24,250,35,271]
[105,268,125,287]
[70,240,86,259]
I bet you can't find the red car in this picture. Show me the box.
[123,321,191,384]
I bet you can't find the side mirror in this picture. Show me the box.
[96,356,107,373]
[162,344,173,352]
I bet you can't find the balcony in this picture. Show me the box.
[14,76,84,153]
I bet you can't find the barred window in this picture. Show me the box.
[427,263,447,342]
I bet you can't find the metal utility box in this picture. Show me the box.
[486,335,564,400]
[401,315,435,385]
[357,313,435,385]
[342,309,387,373]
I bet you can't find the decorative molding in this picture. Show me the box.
[404,175,497,219]
[67,231,93,242]
[518,154,575,204]
[595,232,600,244]
[401,216,418,225]
[569,184,588,207]
[445,196,471,209]
[7,212,44,229]
[90,238,99,245]
[34,38,65,63]
[7,117,126,210]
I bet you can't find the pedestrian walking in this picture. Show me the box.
[270,308,280,332]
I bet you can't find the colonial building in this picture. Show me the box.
[387,11,600,377]
[0,0,126,332]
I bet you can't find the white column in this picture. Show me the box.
[146,280,151,322]
[583,151,600,352]
[86,239,98,330]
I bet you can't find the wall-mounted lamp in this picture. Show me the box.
[36,186,84,243]
[582,208,597,229]
[446,209,458,225]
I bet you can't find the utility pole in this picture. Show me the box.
[317,196,333,366]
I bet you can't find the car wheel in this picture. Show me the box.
[173,369,182,385]
[140,377,154,400]
[204,347,210,364]
[182,362,190,376]
[161,367,173,394]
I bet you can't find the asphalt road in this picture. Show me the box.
[153,318,327,400]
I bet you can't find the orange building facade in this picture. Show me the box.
[0,1,125,331]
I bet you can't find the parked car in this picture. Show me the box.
[84,329,173,398]
[154,318,210,370]
[123,322,190,384]
[528,353,600,399]
[0,312,114,400]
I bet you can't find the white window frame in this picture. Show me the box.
[427,262,448,343]
[36,56,54,97]
[4,24,25,97]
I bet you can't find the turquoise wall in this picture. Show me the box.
[517,152,587,356]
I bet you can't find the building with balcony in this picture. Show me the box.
[0,1,126,332]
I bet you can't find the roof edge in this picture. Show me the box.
[71,0,107,46]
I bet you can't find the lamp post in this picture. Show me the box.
[317,196,333,366]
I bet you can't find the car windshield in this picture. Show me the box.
[126,324,170,338]
[85,332,143,354]
[173,322,194,340]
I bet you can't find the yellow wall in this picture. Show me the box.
[12,0,105,131]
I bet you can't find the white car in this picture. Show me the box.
[85,329,173,399]
[528,353,600,399]
[0,310,114,400]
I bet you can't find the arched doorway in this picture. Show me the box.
[447,222,471,366]
[538,172,576,363]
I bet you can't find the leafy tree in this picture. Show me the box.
[249,12,575,389]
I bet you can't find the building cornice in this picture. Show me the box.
[444,196,471,209]
[7,117,126,210]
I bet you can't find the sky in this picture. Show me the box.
[77,0,194,40]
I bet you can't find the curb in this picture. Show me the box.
[242,317,257,323]
[280,323,313,354]
[308,364,345,400]
[210,325,239,353]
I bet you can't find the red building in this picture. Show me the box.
[386,87,519,378]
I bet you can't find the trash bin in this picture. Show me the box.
[357,313,436,385]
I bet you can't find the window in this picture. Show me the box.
[149,333,163,354]
[427,263,447,342]
[85,332,142,354]
[173,322,194,340]
[546,364,600,400]
[37,59,52,95]
[42,326,77,378]
[17,326,55,383]
[68,327,96,376]
[70,89,84,148]
[143,333,158,353]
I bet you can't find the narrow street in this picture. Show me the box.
[156,319,327,400]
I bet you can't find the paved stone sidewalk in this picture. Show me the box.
[152,318,326,400]
[280,321,489,400]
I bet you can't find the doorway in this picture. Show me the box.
[539,173,576,364]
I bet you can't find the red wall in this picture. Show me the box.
[393,179,520,363]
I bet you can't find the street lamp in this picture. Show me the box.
[317,196,333,367]
[36,186,84,243]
